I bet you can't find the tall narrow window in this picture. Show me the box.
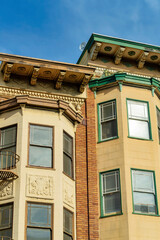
[29,125,53,168]
[98,100,117,141]
[27,203,52,240]
[100,169,121,216]
[156,107,160,142]
[0,125,17,169]
[0,203,13,238]
[63,208,73,240]
[132,169,157,215]
[63,132,73,178]
[127,100,151,139]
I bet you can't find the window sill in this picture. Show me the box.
[63,171,75,181]
[98,136,119,143]
[100,212,123,218]
[132,212,159,216]
[26,165,55,170]
[128,136,153,141]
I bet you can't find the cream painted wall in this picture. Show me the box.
[0,107,76,240]
[96,85,160,240]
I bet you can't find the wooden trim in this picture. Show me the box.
[25,201,54,240]
[0,95,83,124]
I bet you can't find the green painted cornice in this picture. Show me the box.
[77,33,160,64]
[89,72,160,93]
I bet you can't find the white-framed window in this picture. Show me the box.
[98,100,117,141]
[63,131,73,178]
[132,169,157,215]
[127,99,151,139]
[100,169,121,216]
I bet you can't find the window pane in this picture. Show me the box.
[29,146,52,167]
[27,228,51,240]
[133,171,154,193]
[63,154,72,177]
[30,125,52,147]
[103,171,119,193]
[64,209,73,235]
[63,134,72,156]
[0,126,16,149]
[0,149,16,169]
[101,101,115,122]
[157,108,160,128]
[104,192,121,214]
[28,204,51,227]
[0,228,12,238]
[64,233,73,240]
[129,119,149,139]
[0,205,12,228]
[134,192,156,214]
[101,120,117,140]
[128,101,148,120]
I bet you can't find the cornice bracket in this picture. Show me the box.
[79,74,91,93]
[137,51,149,69]
[114,47,125,65]
[3,63,13,82]
[30,67,40,86]
[55,71,66,90]
[118,81,123,92]
[90,42,102,61]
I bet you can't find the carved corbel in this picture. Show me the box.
[30,67,40,85]
[3,63,13,82]
[79,74,91,93]
[90,42,102,61]
[137,51,149,69]
[114,47,125,65]
[55,71,66,90]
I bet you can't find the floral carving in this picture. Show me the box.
[63,181,74,207]
[27,175,54,199]
[0,181,13,199]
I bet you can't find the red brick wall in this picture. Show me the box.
[76,87,99,239]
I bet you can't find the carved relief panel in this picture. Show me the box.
[26,175,54,199]
[0,181,13,200]
[63,180,74,208]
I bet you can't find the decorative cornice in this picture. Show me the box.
[89,72,160,97]
[137,51,149,69]
[79,74,91,93]
[0,95,83,123]
[0,86,85,107]
[55,71,66,90]
[30,67,40,85]
[90,42,102,61]
[114,47,125,65]
[4,64,13,82]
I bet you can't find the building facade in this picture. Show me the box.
[1,34,160,240]
[78,34,160,240]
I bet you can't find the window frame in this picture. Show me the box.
[0,202,13,239]
[126,98,152,140]
[131,168,158,216]
[26,202,53,240]
[156,106,160,143]
[63,131,74,179]
[0,124,17,152]
[97,99,118,143]
[28,123,54,169]
[63,207,74,240]
[99,169,122,218]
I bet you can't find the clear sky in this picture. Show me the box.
[0,0,160,64]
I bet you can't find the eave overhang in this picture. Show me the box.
[0,95,83,123]
[77,33,160,69]
[89,72,160,97]
[0,53,95,93]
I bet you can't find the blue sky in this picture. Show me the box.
[0,0,160,64]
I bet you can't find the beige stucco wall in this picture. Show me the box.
[96,85,160,240]
[0,106,77,240]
